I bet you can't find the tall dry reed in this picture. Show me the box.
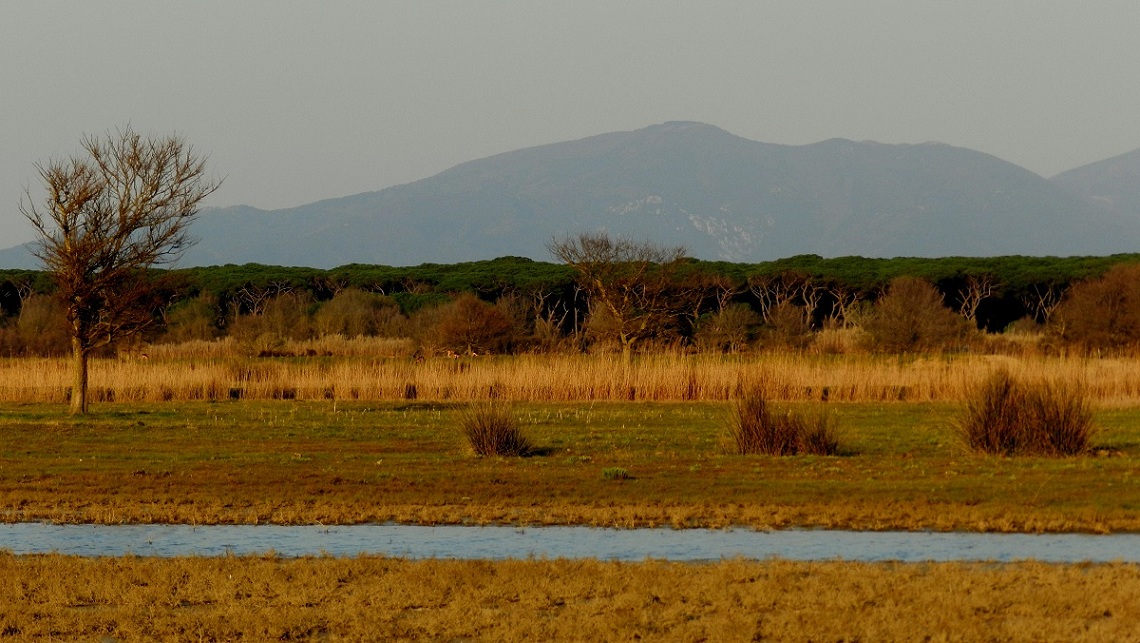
[4,344,1140,405]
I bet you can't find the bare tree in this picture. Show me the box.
[21,127,218,414]
[799,279,826,330]
[234,281,294,316]
[955,273,1000,326]
[1021,282,1068,325]
[12,275,38,305]
[678,271,741,328]
[548,232,689,356]
[747,271,808,323]
[824,282,863,329]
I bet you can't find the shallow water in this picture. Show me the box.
[1,524,1138,561]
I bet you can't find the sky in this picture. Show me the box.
[3,1,1140,247]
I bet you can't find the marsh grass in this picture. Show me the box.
[960,371,1097,456]
[731,391,840,456]
[6,351,1140,405]
[461,402,533,456]
[2,554,1139,641]
[0,400,1137,531]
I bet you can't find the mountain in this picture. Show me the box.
[4,122,1140,268]
[1050,148,1140,220]
[0,244,36,270]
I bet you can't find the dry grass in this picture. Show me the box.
[730,390,839,456]
[7,350,1140,405]
[0,553,1136,641]
[144,335,418,359]
[961,370,1097,456]
[462,402,534,456]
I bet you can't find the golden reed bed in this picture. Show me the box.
[4,348,1140,405]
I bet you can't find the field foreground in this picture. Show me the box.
[4,356,1140,641]
[1,400,1138,532]
[0,554,1136,641]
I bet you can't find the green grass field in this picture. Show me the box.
[1,399,1136,531]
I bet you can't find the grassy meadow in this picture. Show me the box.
[3,349,1140,640]
[0,372,1137,531]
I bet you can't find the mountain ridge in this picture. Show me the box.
[2,122,1138,269]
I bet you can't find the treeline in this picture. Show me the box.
[2,252,1139,357]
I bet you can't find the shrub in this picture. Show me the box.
[313,288,403,338]
[863,276,969,353]
[694,304,760,353]
[601,467,630,480]
[230,291,315,350]
[583,307,623,354]
[162,294,221,343]
[461,402,533,457]
[1030,382,1096,456]
[959,371,1095,456]
[759,302,813,350]
[0,294,70,356]
[1053,263,1140,353]
[730,391,839,456]
[429,293,516,355]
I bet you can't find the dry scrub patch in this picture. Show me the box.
[960,370,1097,456]
[730,390,839,455]
[0,554,1136,641]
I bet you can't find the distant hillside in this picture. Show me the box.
[4,122,1139,268]
[0,244,36,270]
[1051,148,1140,221]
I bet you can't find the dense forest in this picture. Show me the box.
[2,252,1139,358]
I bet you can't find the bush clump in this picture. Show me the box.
[601,467,630,480]
[461,402,533,457]
[1053,263,1140,353]
[730,392,839,456]
[960,371,1095,456]
[863,276,970,353]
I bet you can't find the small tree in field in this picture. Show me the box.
[548,232,691,356]
[863,276,969,353]
[21,128,218,414]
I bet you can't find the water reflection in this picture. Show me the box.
[0,524,1137,562]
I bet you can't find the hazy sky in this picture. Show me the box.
[4,1,1139,246]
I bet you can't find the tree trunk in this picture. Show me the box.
[70,339,89,415]
[620,334,634,361]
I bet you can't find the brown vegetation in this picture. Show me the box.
[1055,263,1140,352]
[730,389,839,455]
[0,295,70,356]
[863,276,970,352]
[429,292,516,355]
[0,554,1136,641]
[960,371,1096,456]
[462,402,534,456]
[5,351,1140,406]
[20,127,218,414]
[549,232,693,355]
